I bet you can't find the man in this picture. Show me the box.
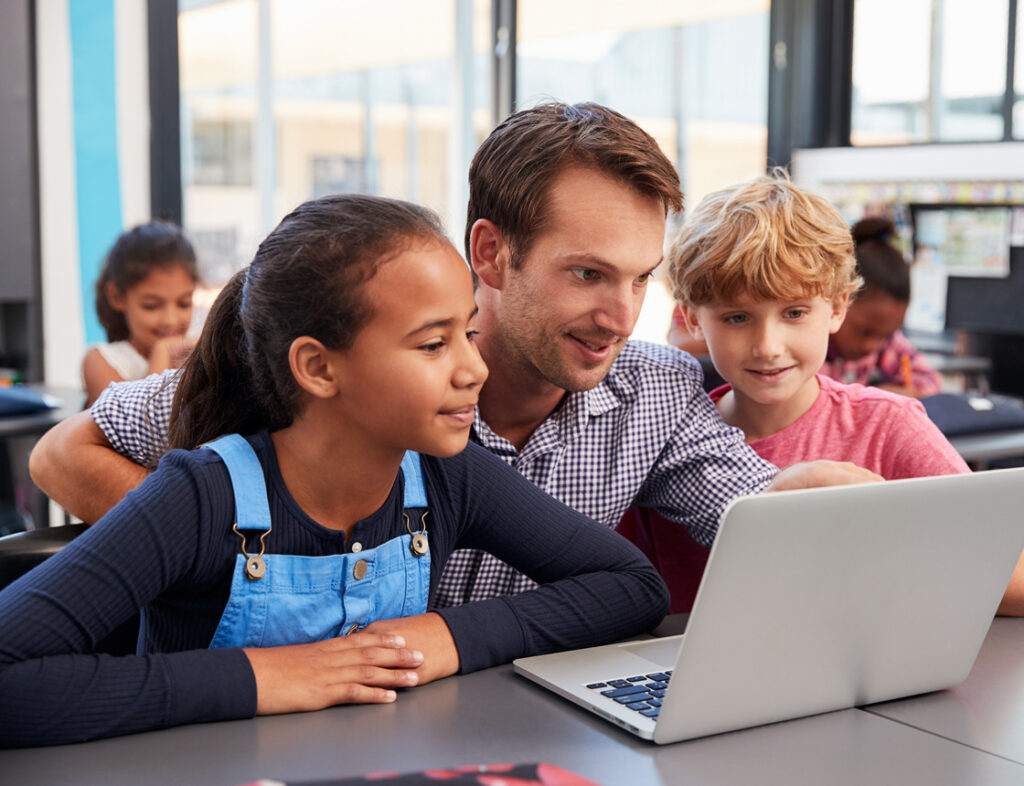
[31,102,877,607]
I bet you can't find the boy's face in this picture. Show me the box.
[831,292,908,360]
[681,291,847,415]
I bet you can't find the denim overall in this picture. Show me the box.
[203,435,431,649]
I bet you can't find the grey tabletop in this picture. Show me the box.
[3,620,1024,786]
[0,386,82,439]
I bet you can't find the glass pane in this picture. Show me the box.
[179,0,491,294]
[852,0,1008,145]
[1015,0,1024,138]
[516,0,770,344]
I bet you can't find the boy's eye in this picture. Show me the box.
[572,268,601,282]
[784,309,807,320]
[723,314,748,325]
[634,272,652,285]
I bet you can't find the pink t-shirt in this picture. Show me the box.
[709,374,970,479]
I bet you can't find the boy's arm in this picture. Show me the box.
[29,411,150,523]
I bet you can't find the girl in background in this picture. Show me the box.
[82,221,199,406]
[821,216,943,398]
[0,194,667,747]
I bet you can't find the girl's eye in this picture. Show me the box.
[466,329,480,342]
[572,268,601,282]
[420,340,445,354]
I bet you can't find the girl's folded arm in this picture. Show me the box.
[433,446,670,673]
[0,454,256,747]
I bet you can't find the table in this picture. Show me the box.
[3,619,1024,785]
[0,386,82,530]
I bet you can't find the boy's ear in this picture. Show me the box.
[678,304,705,340]
[288,336,338,399]
[828,293,850,334]
[469,219,512,289]
[104,282,126,312]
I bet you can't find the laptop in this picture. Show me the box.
[514,468,1024,744]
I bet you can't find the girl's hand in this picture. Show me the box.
[148,335,197,373]
[243,632,424,715]
[361,612,460,684]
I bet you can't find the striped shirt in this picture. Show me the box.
[91,341,777,606]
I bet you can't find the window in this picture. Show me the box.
[852,0,1010,145]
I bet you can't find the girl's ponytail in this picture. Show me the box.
[168,270,258,450]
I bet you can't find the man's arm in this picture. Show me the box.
[767,460,883,490]
[29,411,150,523]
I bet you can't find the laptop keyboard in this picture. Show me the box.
[585,671,672,719]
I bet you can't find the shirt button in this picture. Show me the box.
[353,559,367,580]
[351,542,362,553]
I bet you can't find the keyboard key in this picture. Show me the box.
[645,673,670,682]
[650,689,666,698]
[614,693,652,704]
[585,683,607,689]
[626,701,650,711]
[608,680,630,688]
[626,675,647,682]
[601,685,649,698]
[648,698,663,707]
[641,708,660,718]
[644,681,668,691]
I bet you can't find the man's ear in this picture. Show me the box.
[104,282,126,312]
[829,292,850,334]
[288,336,338,399]
[679,304,705,340]
[469,219,512,289]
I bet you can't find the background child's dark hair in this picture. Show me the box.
[851,217,910,302]
[167,193,448,451]
[95,221,199,342]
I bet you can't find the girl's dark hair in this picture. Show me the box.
[95,221,199,341]
[850,216,910,302]
[167,193,448,451]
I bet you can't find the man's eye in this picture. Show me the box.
[572,268,600,282]
[635,272,652,285]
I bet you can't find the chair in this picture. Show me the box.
[0,524,139,655]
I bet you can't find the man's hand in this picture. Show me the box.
[361,612,460,684]
[29,411,150,523]
[244,632,425,715]
[768,460,884,492]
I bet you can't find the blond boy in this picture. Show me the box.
[669,172,968,480]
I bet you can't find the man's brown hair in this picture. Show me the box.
[465,102,682,266]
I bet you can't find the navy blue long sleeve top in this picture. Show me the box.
[0,432,668,747]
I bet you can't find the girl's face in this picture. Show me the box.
[329,239,488,458]
[831,290,908,360]
[107,264,195,356]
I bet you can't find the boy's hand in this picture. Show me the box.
[362,612,460,684]
[244,632,424,715]
[767,460,883,491]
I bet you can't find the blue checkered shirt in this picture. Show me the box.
[90,342,777,606]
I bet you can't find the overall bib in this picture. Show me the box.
[204,434,431,649]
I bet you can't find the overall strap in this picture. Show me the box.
[203,435,272,532]
[400,451,428,509]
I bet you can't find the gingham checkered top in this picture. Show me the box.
[90,341,777,607]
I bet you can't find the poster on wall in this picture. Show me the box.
[913,207,1011,278]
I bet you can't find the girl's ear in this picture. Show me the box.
[105,282,126,312]
[288,336,338,399]
[679,304,705,340]
[469,219,512,289]
[829,292,850,334]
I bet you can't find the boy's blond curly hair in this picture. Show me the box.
[669,169,862,307]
